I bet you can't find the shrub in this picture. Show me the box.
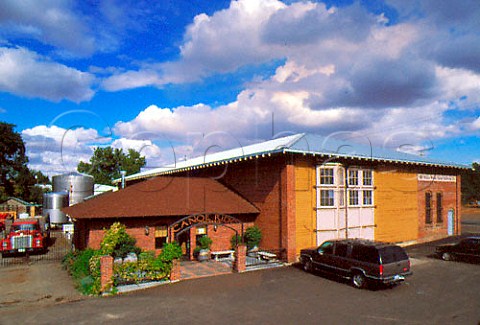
[100,222,141,258]
[198,235,212,250]
[113,243,182,285]
[158,242,183,263]
[244,226,262,250]
[63,248,100,295]
[230,234,243,248]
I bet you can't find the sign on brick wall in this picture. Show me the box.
[417,174,456,182]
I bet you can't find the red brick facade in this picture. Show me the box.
[417,175,461,242]
[185,156,294,259]
[74,216,255,257]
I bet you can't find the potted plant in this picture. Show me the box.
[244,226,262,250]
[196,235,212,262]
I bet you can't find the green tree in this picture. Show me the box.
[461,162,480,205]
[77,147,146,185]
[0,122,29,202]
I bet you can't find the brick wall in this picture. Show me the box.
[417,177,460,241]
[75,216,255,255]
[188,156,287,251]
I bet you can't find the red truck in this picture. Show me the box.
[1,218,48,257]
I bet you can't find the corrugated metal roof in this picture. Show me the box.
[119,133,468,182]
[121,133,303,182]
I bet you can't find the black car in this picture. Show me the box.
[436,237,480,263]
[300,239,412,289]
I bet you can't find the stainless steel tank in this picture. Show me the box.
[43,192,69,224]
[53,173,94,206]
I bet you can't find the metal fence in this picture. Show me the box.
[246,248,286,269]
[0,230,73,267]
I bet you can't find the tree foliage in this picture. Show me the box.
[77,147,146,185]
[0,122,50,203]
[461,162,480,205]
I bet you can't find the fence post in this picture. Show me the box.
[234,244,247,273]
[100,255,114,293]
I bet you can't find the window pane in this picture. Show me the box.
[436,193,443,223]
[320,168,334,185]
[363,190,373,205]
[425,192,432,224]
[348,190,359,206]
[155,225,168,249]
[348,170,358,186]
[363,170,372,186]
[320,190,335,206]
[335,243,348,257]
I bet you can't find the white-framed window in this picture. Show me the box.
[320,190,335,206]
[320,168,334,185]
[363,190,373,206]
[348,190,359,206]
[348,170,358,186]
[363,170,373,186]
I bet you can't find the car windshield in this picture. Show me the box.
[318,241,334,254]
[380,246,409,264]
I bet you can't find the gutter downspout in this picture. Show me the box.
[344,165,349,239]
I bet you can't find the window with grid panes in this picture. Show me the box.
[348,190,359,206]
[363,170,372,186]
[348,170,358,186]
[363,190,373,205]
[320,190,335,206]
[320,168,334,185]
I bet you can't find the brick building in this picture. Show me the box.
[66,133,467,263]
[63,177,258,259]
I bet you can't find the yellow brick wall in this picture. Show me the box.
[294,159,316,253]
[374,167,418,242]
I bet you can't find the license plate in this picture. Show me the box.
[393,275,404,281]
[18,248,25,252]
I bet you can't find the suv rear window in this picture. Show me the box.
[351,245,379,264]
[379,246,409,264]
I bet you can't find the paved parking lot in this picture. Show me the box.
[1,252,479,325]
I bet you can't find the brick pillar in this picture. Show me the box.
[281,163,297,263]
[189,228,196,260]
[234,244,247,273]
[100,255,114,293]
[170,259,181,282]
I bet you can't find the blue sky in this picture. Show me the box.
[0,0,479,177]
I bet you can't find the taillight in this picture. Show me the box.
[379,264,384,276]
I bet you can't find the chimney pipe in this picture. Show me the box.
[120,170,127,189]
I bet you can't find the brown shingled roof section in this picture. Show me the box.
[62,176,259,219]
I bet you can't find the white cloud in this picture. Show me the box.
[0,47,95,102]
[22,125,104,176]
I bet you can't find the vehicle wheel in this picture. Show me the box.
[441,252,453,261]
[303,259,313,273]
[352,273,367,289]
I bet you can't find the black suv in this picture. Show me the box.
[300,239,412,289]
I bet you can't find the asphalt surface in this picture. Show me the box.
[1,253,479,325]
[1,211,479,324]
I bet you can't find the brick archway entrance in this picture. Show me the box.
[168,213,244,260]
